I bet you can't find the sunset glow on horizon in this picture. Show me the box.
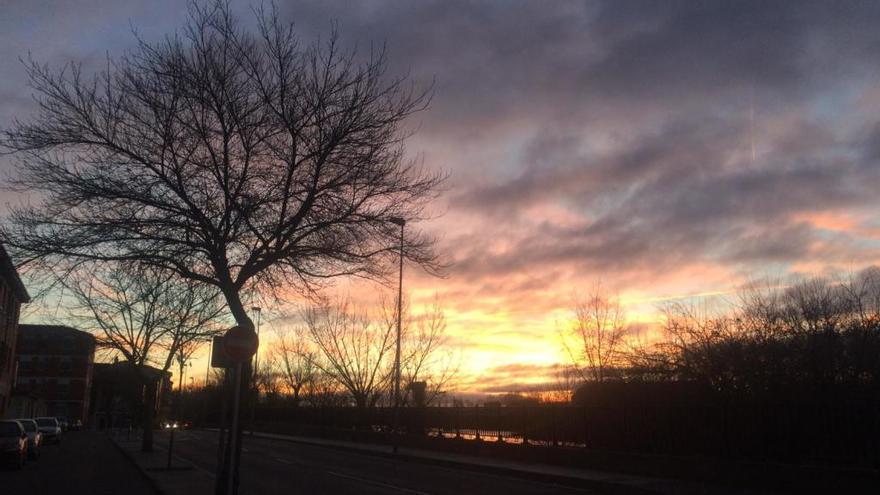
[5,0,880,396]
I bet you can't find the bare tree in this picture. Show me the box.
[0,1,443,334]
[267,326,318,406]
[390,297,458,406]
[561,286,628,382]
[303,369,347,408]
[252,353,284,401]
[66,262,223,451]
[173,337,206,393]
[304,300,395,409]
[659,301,734,386]
[543,365,580,403]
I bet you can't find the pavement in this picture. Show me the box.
[112,429,214,495]
[111,429,754,495]
[0,430,158,495]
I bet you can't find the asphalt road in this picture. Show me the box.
[162,429,602,495]
[0,430,158,495]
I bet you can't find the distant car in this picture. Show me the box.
[15,419,42,459]
[0,420,28,469]
[35,417,62,444]
[163,420,180,430]
[56,417,70,432]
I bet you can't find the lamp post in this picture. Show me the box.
[205,338,213,388]
[388,216,405,454]
[248,306,262,435]
[180,360,187,394]
[251,306,262,377]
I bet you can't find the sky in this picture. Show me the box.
[4,1,880,395]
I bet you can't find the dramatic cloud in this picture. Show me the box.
[3,1,880,392]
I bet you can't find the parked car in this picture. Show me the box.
[0,420,28,469]
[35,417,62,444]
[15,419,42,459]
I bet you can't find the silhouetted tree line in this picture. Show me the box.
[623,269,880,391]
[187,271,880,468]
[176,295,456,432]
[564,269,880,467]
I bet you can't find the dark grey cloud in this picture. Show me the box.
[3,0,880,306]
[459,363,566,393]
[445,112,880,297]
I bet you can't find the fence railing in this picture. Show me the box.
[234,400,880,469]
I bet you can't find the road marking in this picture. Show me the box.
[273,456,431,494]
[325,470,432,495]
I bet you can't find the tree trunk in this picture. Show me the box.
[220,285,253,330]
[141,378,157,452]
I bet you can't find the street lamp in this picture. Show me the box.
[251,306,262,374]
[205,337,213,388]
[388,216,405,454]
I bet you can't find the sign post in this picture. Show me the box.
[227,362,243,495]
[216,325,258,495]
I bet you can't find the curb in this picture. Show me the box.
[238,430,662,495]
[109,435,166,495]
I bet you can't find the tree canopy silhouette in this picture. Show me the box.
[0,1,443,329]
[65,262,223,451]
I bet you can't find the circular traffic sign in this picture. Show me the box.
[222,325,259,363]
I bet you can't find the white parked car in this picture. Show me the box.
[15,419,43,459]
[35,417,62,444]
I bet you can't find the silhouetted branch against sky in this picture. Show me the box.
[6,1,880,391]
[0,0,445,328]
[303,298,395,409]
[64,262,225,374]
[560,284,627,383]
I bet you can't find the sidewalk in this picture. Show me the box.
[237,429,747,495]
[110,430,214,495]
[1,431,159,495]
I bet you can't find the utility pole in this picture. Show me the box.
[205,338,213,387]
[215,325,258,495]
[389,217,405,454]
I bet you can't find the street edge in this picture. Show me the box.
[238,430,662,495]
[108,435,166,495]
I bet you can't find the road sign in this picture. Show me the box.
[211,336,233,368]
[222,325,259,363]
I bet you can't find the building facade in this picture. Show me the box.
[91,362,172,429]
[15,325,96,424]
[0,243,29,418]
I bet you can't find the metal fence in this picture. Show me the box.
[244,399,880,469]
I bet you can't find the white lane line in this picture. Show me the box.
[273,456,431,494]
[325,470,432,495]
